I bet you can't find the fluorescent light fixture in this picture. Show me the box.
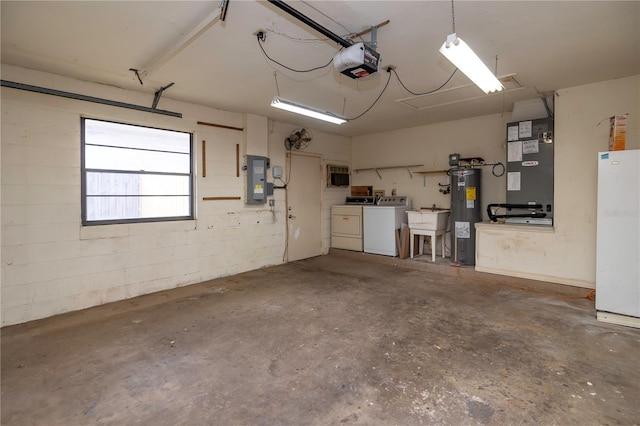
[439,33,503,94]
[270,96,347,125]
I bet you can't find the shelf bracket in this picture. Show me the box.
[374,168,382,179]
[405,166,413,179]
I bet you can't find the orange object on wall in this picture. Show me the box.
[609,114,627,151]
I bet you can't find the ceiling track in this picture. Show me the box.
[1,80,182,118]
[267,0,352,48]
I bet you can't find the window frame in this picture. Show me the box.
[81,117,195,226]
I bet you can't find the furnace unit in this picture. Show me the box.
[505,117,554,225]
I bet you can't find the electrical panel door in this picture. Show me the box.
[246,155,269,204]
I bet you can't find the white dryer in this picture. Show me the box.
[331,196,376,251]
[363,196,411,256]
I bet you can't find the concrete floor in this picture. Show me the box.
[2,253,639,425]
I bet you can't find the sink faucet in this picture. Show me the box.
[432,204,437,212]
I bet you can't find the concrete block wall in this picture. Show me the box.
[1,65,351,326]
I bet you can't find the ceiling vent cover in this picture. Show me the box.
[397,74,524,111]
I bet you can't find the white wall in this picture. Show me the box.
[476,75,639,288]
[351,113,509,216]
[1,65,350,325]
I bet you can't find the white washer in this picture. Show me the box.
[363,196,411,256]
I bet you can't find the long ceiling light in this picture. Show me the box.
[439,33,503,94]
[270,96,347,125]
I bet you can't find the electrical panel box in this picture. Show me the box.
[505,117,554,225]
[246,155,270,204]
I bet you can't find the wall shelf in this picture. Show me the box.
[353,164,423,179]
[413,170,450,187]
[414,170,449,174]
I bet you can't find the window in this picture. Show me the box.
[81,118,193,225]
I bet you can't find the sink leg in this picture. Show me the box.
[431,234,436,263]
[410,232,415,258]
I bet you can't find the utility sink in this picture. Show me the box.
[407,209,450,231]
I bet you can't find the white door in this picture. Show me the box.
[287,153,322,261]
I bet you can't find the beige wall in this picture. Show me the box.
[351,114,509,216]
[476,75,639,288]
[352,75,639,288]
[0,65,350,325]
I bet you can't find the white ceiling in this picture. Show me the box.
[2,1,639,137]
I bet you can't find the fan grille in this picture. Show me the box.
[284,128,313,150]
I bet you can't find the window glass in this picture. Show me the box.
[82,118,193,225]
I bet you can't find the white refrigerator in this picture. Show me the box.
[596,150,640,328]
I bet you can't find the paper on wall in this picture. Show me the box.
[507,172,521,191]
[508,141,523,162]
[519,120,532,138]
[507,126,519,141]
[522,139,539,154]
